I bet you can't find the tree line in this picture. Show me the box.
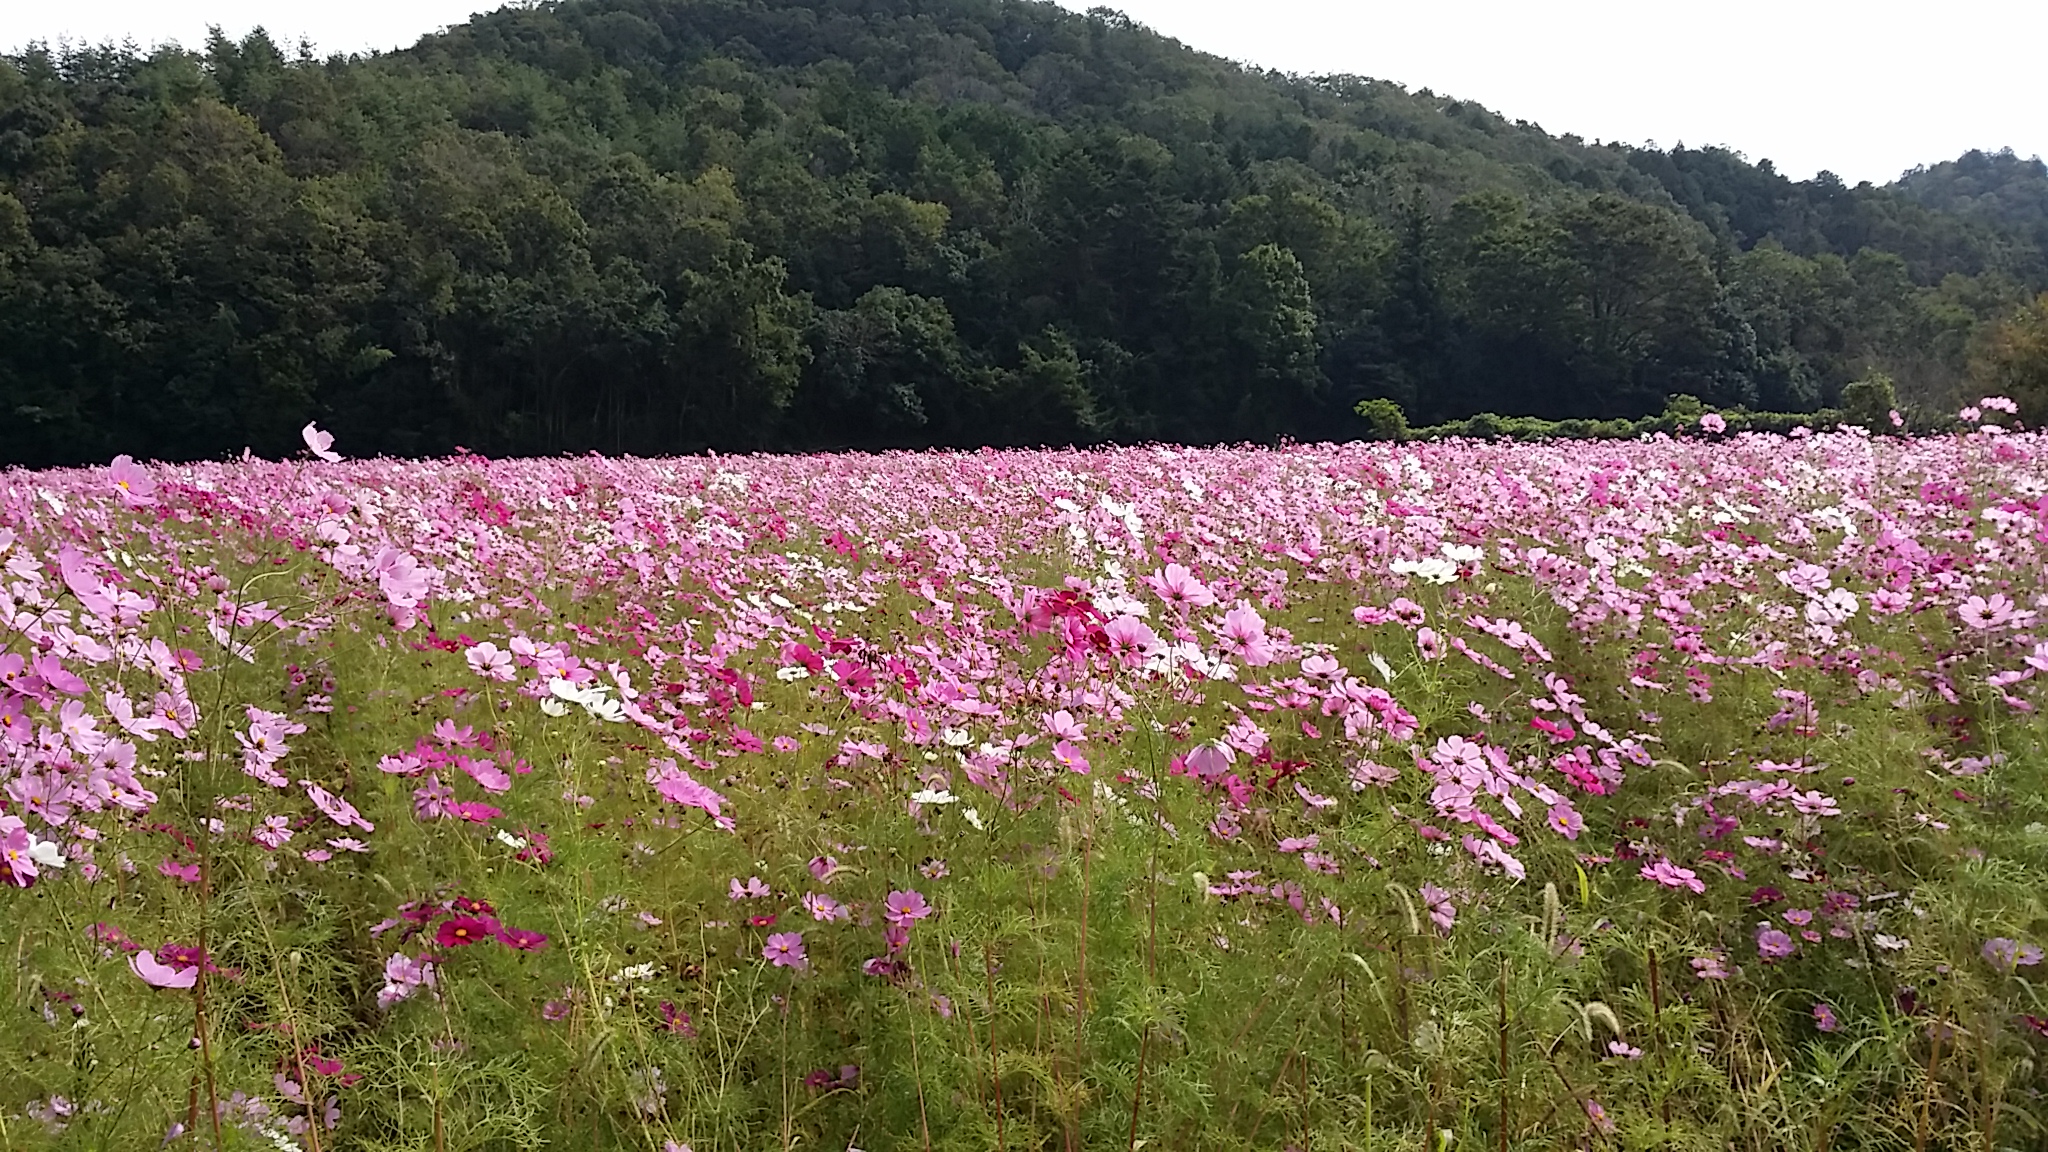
[3,0,2046,465]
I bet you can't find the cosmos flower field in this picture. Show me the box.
[3,419,2047,1151]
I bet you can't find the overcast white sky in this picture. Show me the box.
[4,0,2041,186]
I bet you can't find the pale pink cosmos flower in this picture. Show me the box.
[1698,413,1727,434]
[1777,563,1832,598]
[1182,741,1235,781]
[130,950,198,989]
[302,780,374,832]
[301,422,342,462]
[465,643,516,682]
[1044,709,1086,740]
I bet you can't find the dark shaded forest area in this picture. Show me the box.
[4,0,2048,464]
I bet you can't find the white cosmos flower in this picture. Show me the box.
[1391,557,1460,585]
[775,666,811,681]
[910,789,957,805]
[962,808,985,831]
[28,837,66,870]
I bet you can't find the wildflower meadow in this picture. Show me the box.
[3,414,2047,1151]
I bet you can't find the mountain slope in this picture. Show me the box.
[0,0,2042,463]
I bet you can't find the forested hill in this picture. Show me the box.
[3,0,2047,464]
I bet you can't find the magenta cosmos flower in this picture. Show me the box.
[497,925,550,951]
[436,916,500,948]
[763,932,807,971]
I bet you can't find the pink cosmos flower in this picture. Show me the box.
[1143,563,1216,609]
[1418,884,1456,934]
[1959,593,2016,630]
[803,893,849,922]
[1755,925,1797,962]
[302,780,375,832]
[1052,739,1090,775]
[884,889,933,927]
[1,819,42,887]
[1102,615,1164,665]
[301,422,342,462]
[1182,741,1235,781]
[1982,938,2044,972]
[1584,1098,1616,1135]
[763,932,807,971]
[1211,604,1275,666]
[378,954,437,1009]
[461,758,512,795]
[1044,709,1086,740]
[130,950,199,989]
[1415,627,1444,661]
[652,762,729,823]
[373,547,430,609]
[1812,1003,1841,1033]
[1349,759,1398,789]
[1641,858,1706,894]
[109,455,157,506]
[1699,413,1727,434]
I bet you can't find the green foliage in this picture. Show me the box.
[1972,292,2048,424]
[1842,372,1901,429]
[1359,394,1853,442]
[1353,397,1411,442]
[0,1,2045,462]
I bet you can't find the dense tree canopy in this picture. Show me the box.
[2,0,2043,464]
